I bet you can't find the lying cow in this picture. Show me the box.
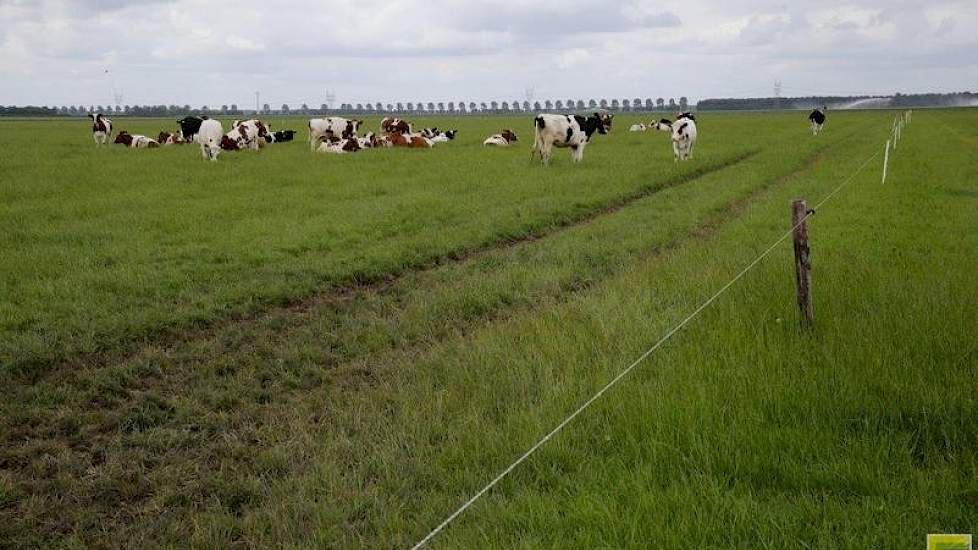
[114,131,159,148]
[629,123,647,132]
[316,135,362,154]
[531,113,608,163]
[197,118,223,161]
[157,131,185,145]
[430,130,457,143]
[309,117,363,150]
[483,129,519,146]
[176,116,205,142]
[380,117,411,135]
[220,119,269,151]
[90,113,113,145]
[652,118,673,132]
[390,133,433,148]
[671,113,697,161]
[809,108,826,135]
[268,130,296,143]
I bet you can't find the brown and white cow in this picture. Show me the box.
[389,132,433,148]
[316,135,362,154]
[220,119,269,151]
[89,113,113,145]
[380,117,411,135]
[309,117,363,150]
[483,129,519,146]
[114,131,160,148]
[157,131,186,145]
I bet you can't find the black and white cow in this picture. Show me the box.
[176,116,206,142]
[531,113,608,163]
[89,113,112,145]
[268,130,296,143]
[809,108,826,135]
[430,130,457,143]
[671,112,697,161]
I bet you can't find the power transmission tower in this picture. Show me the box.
[774,80,782,110]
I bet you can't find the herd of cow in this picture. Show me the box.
[87,106,827,164]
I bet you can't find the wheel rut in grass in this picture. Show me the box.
[9,149,759,381]
[0,133,858,548]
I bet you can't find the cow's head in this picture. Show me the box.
[443,130,457,140]
[157,131,171,143]
[501,129,518,142]
[114,131,133,146]
[598,112,614,130]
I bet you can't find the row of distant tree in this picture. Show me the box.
[698,91,977,111]
[1,97,691,117]
[6,92,974,117]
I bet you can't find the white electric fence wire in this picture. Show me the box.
[412,144,885,549]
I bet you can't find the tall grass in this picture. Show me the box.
[1,110,974,548]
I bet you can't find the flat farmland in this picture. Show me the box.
[1,110,975,548]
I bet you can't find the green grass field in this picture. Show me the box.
[1,109,975,548]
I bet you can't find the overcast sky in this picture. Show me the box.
[1,0,976,108]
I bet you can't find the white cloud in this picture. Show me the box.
[0,0,975,107]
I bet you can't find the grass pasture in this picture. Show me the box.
[0,110,976,548]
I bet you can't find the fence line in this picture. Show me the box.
[412,127,892,548]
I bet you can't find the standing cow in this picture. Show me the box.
[531,113,608,164]
[89,113,112,145]
[809,108,826,135]
[671,113,697,161]
[176,116,205,142]
[197,118,223,161]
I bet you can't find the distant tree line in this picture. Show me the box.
[1,98,691,117]
[698,91,977,111]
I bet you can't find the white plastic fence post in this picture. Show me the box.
[882,140,890,184]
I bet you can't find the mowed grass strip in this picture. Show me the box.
[0,111,933,548]
[1,114,757,371]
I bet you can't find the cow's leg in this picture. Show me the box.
[571,144,584,162]
[687,141,695,160]
[673,141,680,162]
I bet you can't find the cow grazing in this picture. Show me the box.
[113,131,159,148]
[629,123,647,132]
[809,108,826,135]
[483,129,519,146]
[309,117,363,150]
[89,113,113,145]
[268,130,296,143]
[197,118,223,161]
[176,116,205,142]
[671,113,697,161]
[316,135,362,154]
[380,117,411,135]
[157,131,185,145]
[531,113,608,163]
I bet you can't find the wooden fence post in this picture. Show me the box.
[792,199,813,328]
